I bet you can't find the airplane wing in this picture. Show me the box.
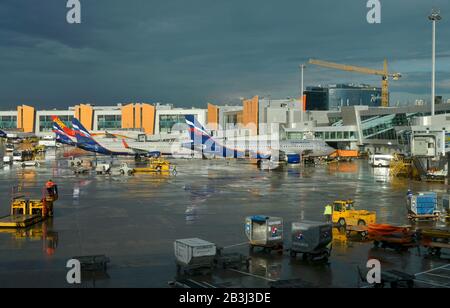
[122,139,161,157]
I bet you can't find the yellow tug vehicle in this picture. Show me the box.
[332,199,376,227]
[132,158,177,175]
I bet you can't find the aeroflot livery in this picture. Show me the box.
[52,116,161,157]
[52,117,77,146]
[184,115,335,159]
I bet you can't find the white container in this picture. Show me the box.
[42,135,55,141]
[174,238,216,266]
[39,140,57,147]
[95,163,111,174]
[13,152,22,161]
[3,156,12,164]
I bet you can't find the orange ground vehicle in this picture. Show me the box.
[328,150,359,162]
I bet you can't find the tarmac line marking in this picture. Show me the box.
[223,242,249,249]
[421,272,450,280]
[200,281,218,288]
[415,263,450,276]
[227,269,276,282]
[414,279,450,288]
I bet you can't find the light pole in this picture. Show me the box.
[300,64,306,123]
[429,9,441,117]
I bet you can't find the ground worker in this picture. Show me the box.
[406,189,413,213]
[46,179,57,196]
[406,189,413,199]
[324,204,333,223]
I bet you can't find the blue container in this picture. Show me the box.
[287,154,301,164]
[412,192,437,215]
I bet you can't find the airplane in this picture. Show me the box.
[0,130,7,138]
[52,116,179,157]
[52,118,77,147]
[184,115,335,160]
[71,118,161,157]
[52,116,76,137]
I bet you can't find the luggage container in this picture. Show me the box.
[3,156,12,164]
[290,221,332,261]
[245,216,283,253]
[95,162,112,175]
[286,154,301,164]
[410,192,437,215]
[407,192,439,221]
[174,238,216,275]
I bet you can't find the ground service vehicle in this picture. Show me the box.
[332,200,376,227]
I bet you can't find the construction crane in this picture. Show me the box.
[308,59,402,107]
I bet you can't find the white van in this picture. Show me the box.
[369,154,393,167]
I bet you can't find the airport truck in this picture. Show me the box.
[331,200,376,227]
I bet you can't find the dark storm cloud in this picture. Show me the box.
[0,0,449,109]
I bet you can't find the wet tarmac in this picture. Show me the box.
[0,148,449,288]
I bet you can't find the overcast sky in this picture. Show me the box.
[0,0,449,109]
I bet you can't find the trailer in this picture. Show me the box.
[245,216,283,253]
[442,195,450,222]
[345,225,369,240]
[133,159,176,175]
[368,224,417,252]
[358,267,415,288]
[72,255,110,272]
[418,229,450,257]
[213,247,250,270]
[72,166,91,175]
[290,221,332,262]
[174,238,216,275]
[21,161,40,168]
[69,157,84,167]
[0,187,57,229]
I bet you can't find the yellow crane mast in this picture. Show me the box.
[308,59,401,107]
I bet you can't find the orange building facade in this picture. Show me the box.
[207,103,219,130]
[17,105,36,133]
[74,104,94,130]
[242,96,259,135]
[121,103,156,134]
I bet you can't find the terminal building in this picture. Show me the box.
[0,103,206,138]
[208,96,450,155]
[2,93,450,156]
[304,84,382,111]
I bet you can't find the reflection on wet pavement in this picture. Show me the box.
[0,151,449,287]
